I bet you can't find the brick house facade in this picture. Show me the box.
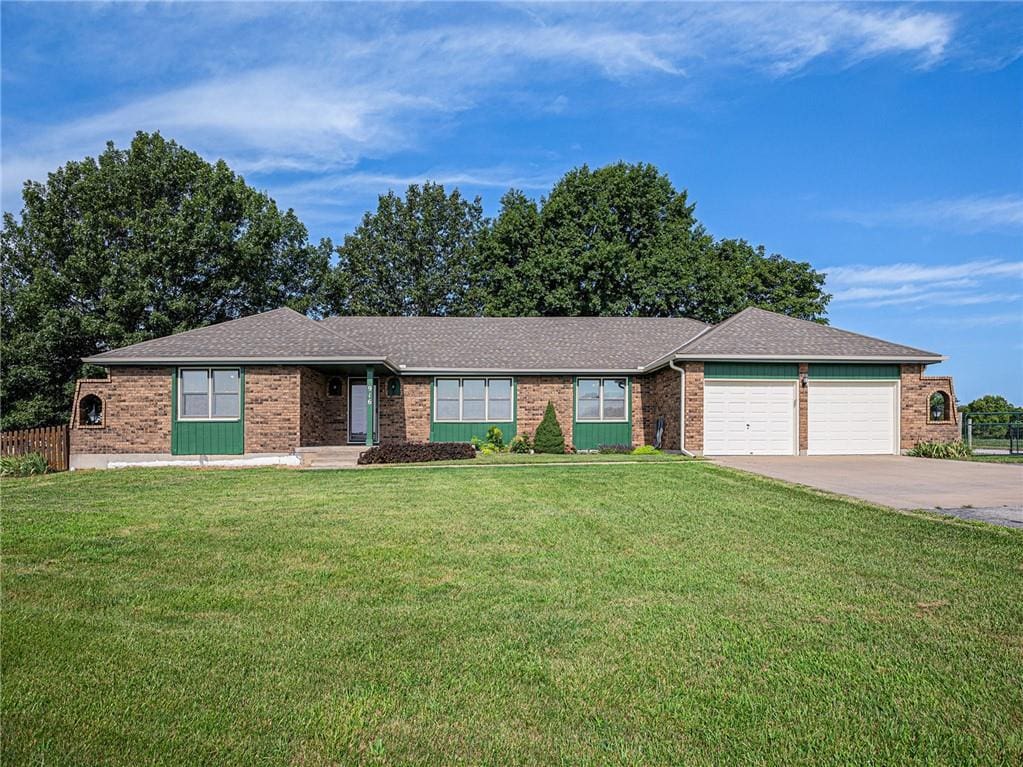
[69,307,959,467]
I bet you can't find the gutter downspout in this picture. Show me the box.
[669,360,695,457]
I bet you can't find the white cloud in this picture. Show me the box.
[827,258,1023,310]
[829,194,1023,232]
[2,2,970,209]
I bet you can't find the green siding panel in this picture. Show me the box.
[704,363,799,379]
[429,378,517,443]
[808,364,900,380]
[572,421,632,451]
[572,377,633,451]
[430,421,516,443]
[171,368,245,455]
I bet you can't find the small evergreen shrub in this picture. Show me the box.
[358,443,475,465]
[533,402,565,454]
[598,444,632,454]
[908,439,972,460]
[0,452,49,477]
[631,445,661,455]
[485,426,505,450]
[509,433,532,454]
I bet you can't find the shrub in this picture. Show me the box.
[533,402,565,454]
[598,444,632,454]
[908,439,972,460]
[0,452,49,477]
[509,433,532,454]
[485,426,505,450]
[631,445,661,455]
[358,442,475,465]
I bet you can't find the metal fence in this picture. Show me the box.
[0,425,70,471]
[962,411,1023,455]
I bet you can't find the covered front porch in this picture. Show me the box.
[301,364,389,447]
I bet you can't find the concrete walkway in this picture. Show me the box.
[712,455,1023,528]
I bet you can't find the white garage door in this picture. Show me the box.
[704,381,797,455]
[808,382,898,455]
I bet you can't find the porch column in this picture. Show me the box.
[365,367,375,446]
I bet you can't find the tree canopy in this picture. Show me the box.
[323,163,829,321]
[1,132,329,429]
[323,183,485,316]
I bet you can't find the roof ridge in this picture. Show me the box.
[669,306,756,356]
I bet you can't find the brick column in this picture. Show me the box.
[683,362,704,454]
[798,362,809,455]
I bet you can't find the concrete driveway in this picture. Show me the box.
[712,455,1023,528]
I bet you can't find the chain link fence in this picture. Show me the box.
[962,411,1023,454]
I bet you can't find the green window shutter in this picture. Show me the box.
[704,363,799,379]
[808,364,900,380]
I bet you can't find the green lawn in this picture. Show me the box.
[966,454,1023,464]
[3,464,1021,765]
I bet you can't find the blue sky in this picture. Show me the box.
[3,2,1021,402]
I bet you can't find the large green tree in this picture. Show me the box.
[475,163,829,321]
[324,183,486,316]
[1,132,329,430]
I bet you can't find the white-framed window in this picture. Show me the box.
[177,368,241,421]
[576,378,628,422]
[434,378,513,422]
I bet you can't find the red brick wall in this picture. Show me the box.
[244,366,301,453]
[900,364,959,449]
[633,367,682,450]
[516,376,574,448]
[70,367,172,454]
[381,375,427,443]
[683,362,704,454]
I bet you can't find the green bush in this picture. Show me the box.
[0,452,49,477]
[509,433,532,454]
[485,426,505,450]
[598,444,632,454]
[533,402,565,454]
[908,439,972,460]
[631,445,661,456]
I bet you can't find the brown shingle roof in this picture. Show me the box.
[83,306,945,369]
[673,307,943,360]
[320,316,709,371]
[84,308,381,364]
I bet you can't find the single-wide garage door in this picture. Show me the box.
[704,381,797,455]
[808,382,897,455]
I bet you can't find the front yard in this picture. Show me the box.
[3,464,1021,765]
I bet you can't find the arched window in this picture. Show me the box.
[929,391,951,422]
[79,394,103,426]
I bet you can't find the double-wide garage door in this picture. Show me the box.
[703,379,898,456]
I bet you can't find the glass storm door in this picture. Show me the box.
[348,379,379,444]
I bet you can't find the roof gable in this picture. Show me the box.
[84,307,379,364]
[673,307,943,361]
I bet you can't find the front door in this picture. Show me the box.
[348,378,379,445]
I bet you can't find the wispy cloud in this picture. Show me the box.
[829,194,1023,233]
[0,2,982,209]
[827,258,1023,309]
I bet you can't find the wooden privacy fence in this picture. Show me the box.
[1,425,70,471]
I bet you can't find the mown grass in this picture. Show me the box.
[965,454,1023,464]
[3,464,1021,766]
